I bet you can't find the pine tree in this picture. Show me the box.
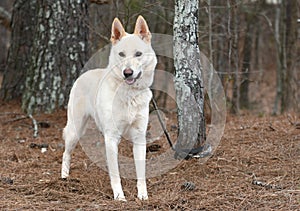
[1,0,89,114]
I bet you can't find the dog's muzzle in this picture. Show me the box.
[123,68,141,85]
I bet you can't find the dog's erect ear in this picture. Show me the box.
[111,18,126,44]
[134,15,151,43]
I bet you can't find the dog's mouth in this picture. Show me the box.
[124,71,142,85]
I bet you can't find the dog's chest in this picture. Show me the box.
[115,89,150,124]
[97,85,151,135]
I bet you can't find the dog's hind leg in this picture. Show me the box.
[61,126,80,178]
[61,103,88,179]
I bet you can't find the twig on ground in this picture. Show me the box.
[268,123,276,131]
[3,115,28,124]
[0,112,22,116]
[28,114,38,138]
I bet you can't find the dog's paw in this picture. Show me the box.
[138,193,148,200]
[61,174,69,179]
[137,180,148,200]
[61,167,70,179]
[114,192,127,202]
[115,195,127,202]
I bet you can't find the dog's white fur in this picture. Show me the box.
[61,16,157,201]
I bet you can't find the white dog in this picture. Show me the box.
[61,16,157,201]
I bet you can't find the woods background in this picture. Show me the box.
[0,1,299,209]
[0,0,299,114]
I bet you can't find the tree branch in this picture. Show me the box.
[28,114,38,138]
[0,6,11,30]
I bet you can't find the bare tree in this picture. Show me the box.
[283,0,298,112]
[229,0,241,114]
[272,1,284,114]
[240,4,256,109]
[0,1,13,75]
[0,0,37,100]
[173,0,206,158]
[272,0,298,114]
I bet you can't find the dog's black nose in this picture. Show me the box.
[123,68,133,78]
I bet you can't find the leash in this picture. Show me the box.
[151,98,211,159]
[151,98,175,150]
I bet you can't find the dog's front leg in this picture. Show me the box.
[133,139,148,200]
[104,135,126,201]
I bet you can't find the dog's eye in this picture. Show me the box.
[119,52,126,57]
[135,51,143,57]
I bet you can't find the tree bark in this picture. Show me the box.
[173,0,206,157]
[240,8,255,109]
[272,0,299,114]
[21,0,89,114]
[273,3,285,114]
[230,0,240,114]
[283,0,298,112]
[0,0,37,100]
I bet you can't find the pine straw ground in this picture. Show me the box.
[0,101,299,210]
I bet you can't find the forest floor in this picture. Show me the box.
[0,100,299,210]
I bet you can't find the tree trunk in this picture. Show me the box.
[283,0,298,112]
[0,0,37,100]
[240,9,255,109]
[173,0,206,158]
[272,0,299,114]
[230,0,240,114]
[22,0,89,114]
[273,3,285,114]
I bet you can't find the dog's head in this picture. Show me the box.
[109,16,157,89]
